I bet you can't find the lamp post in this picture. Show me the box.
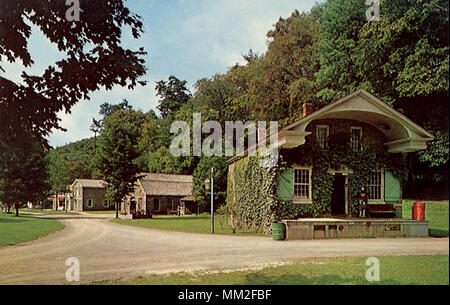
[205,167,214,234]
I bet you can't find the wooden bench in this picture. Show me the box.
[366,204,396,218]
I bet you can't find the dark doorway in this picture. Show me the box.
[130,200,136,215]
[331,174,346,215]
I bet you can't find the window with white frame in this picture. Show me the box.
[294,168,312,201]
[103,200,109,208]
[86,199,94,208]
[367,170,384,200]
[350,127,363,151]
[168,198,174,210]
[316,125,329,150]
[154,198,160,211]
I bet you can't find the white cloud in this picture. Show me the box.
[180,0,314,68]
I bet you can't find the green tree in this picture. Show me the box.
[357,0,449,187]
[227,10,321,125]
[0,0,147,147]
[146,147,196,175]
[0,127,50,216]
[64,160,92,184]
[94,108,146,218]
[192,157,228,210]
[47,152,71,206]
[356,0,448,102]
[190,74,240,124]
[156,76,192,119]
[315,0,367,104]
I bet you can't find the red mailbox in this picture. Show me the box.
[412,201,426,221]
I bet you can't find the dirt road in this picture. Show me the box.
[0,214,448,284]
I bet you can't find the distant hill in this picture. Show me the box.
[49,136,98,165]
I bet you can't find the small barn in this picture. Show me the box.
[121,173,196,216]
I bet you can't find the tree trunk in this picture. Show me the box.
[115,201,119,219]
[15,202,19,217]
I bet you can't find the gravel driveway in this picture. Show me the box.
[0,214,448,284]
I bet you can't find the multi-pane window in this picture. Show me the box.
[154,198,160,211]
[316,125,329,150]
[168,198,174,210]
[86,199,94,208]
[367,170,383,200]
[350,127,363,151]
[294,168,312,200]
[103,200,109,208]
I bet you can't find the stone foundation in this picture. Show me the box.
[282,218,428,240]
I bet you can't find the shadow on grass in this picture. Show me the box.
[429,228,449,237]
[0,216,27,223]
[0,214,52,223]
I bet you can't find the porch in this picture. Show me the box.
[282,217,429,240]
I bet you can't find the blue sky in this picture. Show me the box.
[3,0,318,148]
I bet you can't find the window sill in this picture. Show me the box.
[367,200,385,204]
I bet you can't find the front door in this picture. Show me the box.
[331,174,346,215]
[130,200,136,215]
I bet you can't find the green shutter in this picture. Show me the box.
[384,171,401,202]
[277,168,294,201]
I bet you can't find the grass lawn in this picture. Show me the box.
[402,200,449,237]
[112,214,263,236]
[112,200,449,237]
[19,208,79,216]
[0,213,64,247]
[96,255,449,285]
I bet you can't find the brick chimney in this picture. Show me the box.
[302,102,315,117]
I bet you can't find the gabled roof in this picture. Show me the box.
[281,89,434,153]
[137,173,193,197]
[282,89,434,140]
[227,89,434,163]
[71,179,106,189]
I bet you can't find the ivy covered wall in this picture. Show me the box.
[226,156,279,234]
[225,118,408,235]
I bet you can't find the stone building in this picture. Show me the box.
[66,179,112,212]
[121,173,196,216]
[227,89,434,220]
